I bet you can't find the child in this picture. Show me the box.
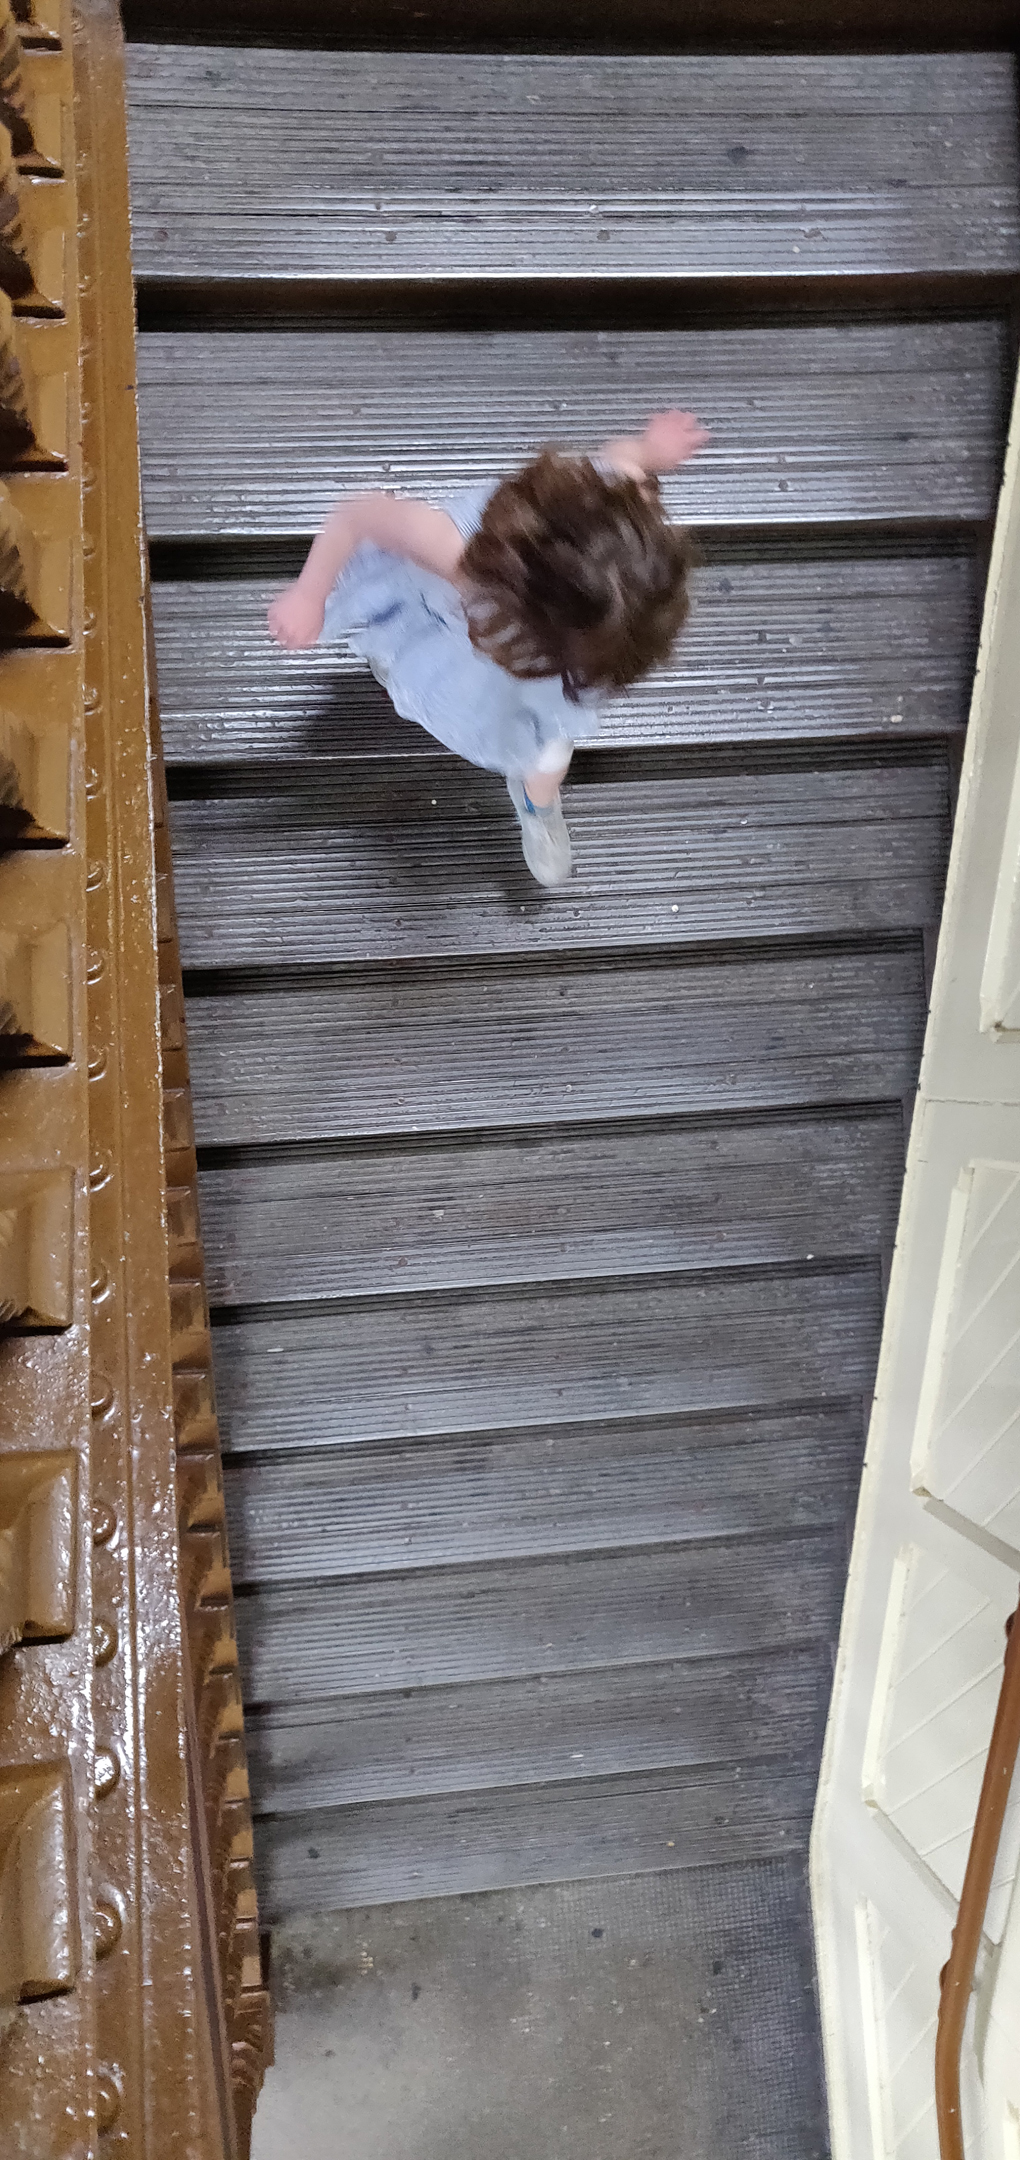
[267,409,709,887]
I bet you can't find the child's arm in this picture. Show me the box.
[268,493,464,649]
[598,409,710,481]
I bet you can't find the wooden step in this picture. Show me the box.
[125,48,1020,286]
[242,1644,832,1812]
[210,1261,880,1453]
[197,1106,904,1306]
[153,549,980,763]
[253,1758,819,1913]
[183,943,927,1148]
[234,1527,849,1697]
[135,317,1009,538]
[168,763,950,969]
[223,1403,864,1583]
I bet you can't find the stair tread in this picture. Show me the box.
[243,1644,831,1812]
[211,1261,880,1454]
[236,1526,849,1700]
[199,1107,903,1305]
[170,765,949,967]
[224,1403,864,1583]
[154,553,979,763]
[136,318,1008,538]
[126,47,1020,283]
[184,943,926,1148]
[254,1758,818,1915]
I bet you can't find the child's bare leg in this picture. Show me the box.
[522,743,572,807]
[521,763,570,808]
[507,744,573,886]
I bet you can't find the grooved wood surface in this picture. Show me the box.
[135,319,1009,537]
[169,763,950,967]
[234,1529,849,1699]
[210,1263,881,1452]
[153,551,980,762]
[223,1404,864,1581]
[184,945,926,1147]
[197,1107,904,1304]
[242,1646,832,1811]
[253,1760,818,1913]
[126,49,1020,283]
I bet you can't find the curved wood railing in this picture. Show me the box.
[936,1591,1020,2160]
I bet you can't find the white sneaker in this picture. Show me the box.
[507,778,573,888]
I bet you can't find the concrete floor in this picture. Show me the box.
[251,1858,828,2160]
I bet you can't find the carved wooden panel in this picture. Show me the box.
[0,707,70,839]
[0,2,270,2149]
[0,922,71,1062]
[0,1167,73,1323]
[0,1450,76,1646]
[0,1762,79,2029]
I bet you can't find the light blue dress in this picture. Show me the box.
[320,482,603,778]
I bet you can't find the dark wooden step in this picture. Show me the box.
[169,763,949,969]
[235,1526,849,1699]
[253,1758,818,1914]
[135,318,1010,539]
[197,1106,904,1307]
[243,1645,831,1813]
[126,48,1020,285]
[183,944,926,1148]
[153,550,980,763]
[223,1403,863,1583]
[210,1262,880,1453]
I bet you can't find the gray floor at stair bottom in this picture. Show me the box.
[253,1859,827,2160]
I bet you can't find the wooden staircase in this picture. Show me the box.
[123,20,1019,2153]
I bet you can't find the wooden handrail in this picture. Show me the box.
[936,1592,1020,2160]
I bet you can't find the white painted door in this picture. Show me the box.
[811,366,1020,2160]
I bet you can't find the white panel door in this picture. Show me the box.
[811,366,1020,2160]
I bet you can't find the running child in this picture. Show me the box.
[267,409,709,887]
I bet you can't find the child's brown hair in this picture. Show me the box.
[460,449,695,701]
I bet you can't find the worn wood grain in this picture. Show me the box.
[136,320,1009,538]
[223,1403,864,1582]
[234,1527,850,1696]
[252,1758,818,1914]
[125,50,1020,283]
[197,1106,903,1305]
[169,763,949,968]
[243,1644,832,1812]
[183,944,926,1147]
[210,1261,880,1453]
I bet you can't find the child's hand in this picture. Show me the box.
[642,410,711,471]
[267,583,326,649]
